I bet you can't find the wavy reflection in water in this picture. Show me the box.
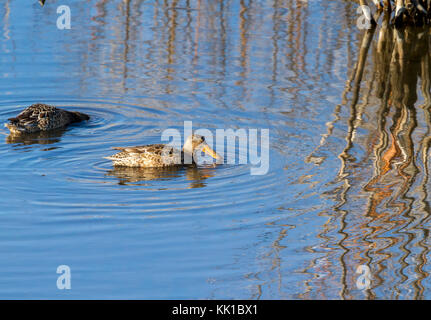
[306,23,431,299]
[106,165,215,189]
[5,128,67,147]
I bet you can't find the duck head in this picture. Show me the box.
[69,111,90,123]
[183,134,221,162]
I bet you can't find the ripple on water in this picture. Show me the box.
[0,99,286,228]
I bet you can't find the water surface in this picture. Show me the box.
[0,0,431,299]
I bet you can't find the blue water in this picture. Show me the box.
[0,0,430,299]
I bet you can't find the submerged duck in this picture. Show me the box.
[5,103,89,135]
[106,134,220,168]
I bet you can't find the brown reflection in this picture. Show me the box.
[106,165,214,189]
[5,128,67,147]
[324,24,431,299]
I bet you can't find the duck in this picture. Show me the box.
[106,134,221,168]
[39,0,46,6]
[5,103,89,135]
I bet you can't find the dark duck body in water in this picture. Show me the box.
[5,103,89,135]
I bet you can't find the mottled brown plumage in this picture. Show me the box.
[5,103,89,135]
[106,134,220,168]
[107,144,183,167]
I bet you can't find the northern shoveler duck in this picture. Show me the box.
[106,134,221,168]
[5,103,89,135]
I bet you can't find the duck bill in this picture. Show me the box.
[202,145,220,161]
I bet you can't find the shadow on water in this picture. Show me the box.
[5,127,67,148]
[106,165,215,188]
